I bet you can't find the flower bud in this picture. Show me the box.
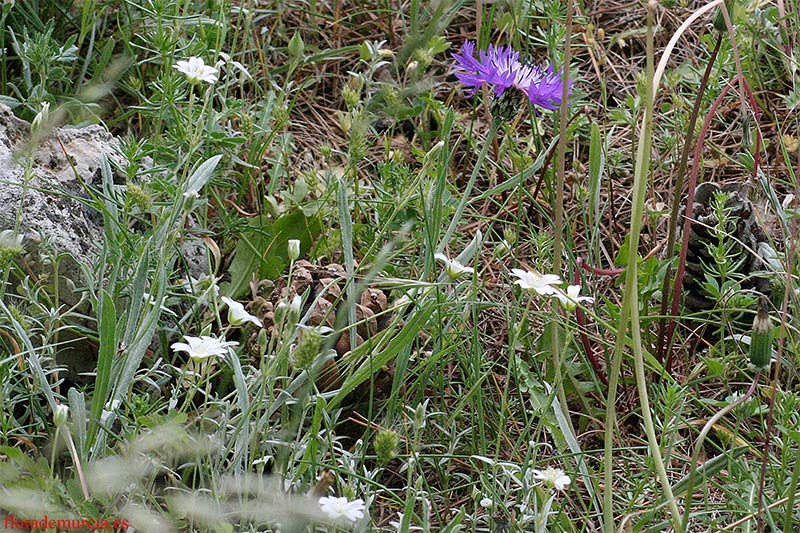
[373,429,399,465]
[748,297,772,370]
[288,32,305,59]
[287,294,302,325]
[287,239,301,261]
[290,330,321,370]
[31,102,50,135]
[53,403,69,428]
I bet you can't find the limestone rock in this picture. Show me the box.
[0,103,127,306]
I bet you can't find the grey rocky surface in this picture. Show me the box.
[0,103,128,307]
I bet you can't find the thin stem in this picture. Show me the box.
[552,0,573,274]
[656,33,722,367]
[605,3,683,530]
[629,4,683,526]
[679,374,760,533]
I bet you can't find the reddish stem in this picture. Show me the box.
[664,74,764,374]
[575,257,609,386]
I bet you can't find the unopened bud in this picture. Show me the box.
[374,429,400,465]
[288,32,304,59]
[53,403,69,428]
[290,330,321,370]
[287,294,302,327]
[748,297,772,370]
[287,239,300,261]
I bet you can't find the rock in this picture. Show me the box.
[0,103,128,307]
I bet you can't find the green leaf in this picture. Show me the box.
[183,154,223,196]
[222,210,322,299]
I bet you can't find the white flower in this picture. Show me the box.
[434,252,474,280]
[31,101,50,133]
[551,285,594,310]
[479,497,493,508]
[532,467,571,491]
[174,57,218,85]
[215,51,252,79]
[171,335,238,362]
[510,268,562,295]
[0,229,23,250]
[221,296,263,327]
[318,496,365,522]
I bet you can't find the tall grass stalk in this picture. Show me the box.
[549,0,575,432]
[603,2,682,530]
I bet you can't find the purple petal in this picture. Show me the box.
[527,65,570,110]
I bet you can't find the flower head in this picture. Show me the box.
[532,466,571,491]
[221,296,263,327]
[552,284,594,310]
[318,496,365,522]
[510,268,562,295]
[171,335,238,362]
[174,57,218,85]
[435,252,474,280]
[452,40,570,111]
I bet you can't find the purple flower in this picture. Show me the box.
[451,40,570,111]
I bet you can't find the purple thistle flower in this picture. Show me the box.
[451,40,571,112]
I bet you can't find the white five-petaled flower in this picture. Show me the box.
[318,496,365,522]
[552,285,594,310]
[532,466,571,491]
[510,268,562,295]
[171,335,238,362]
[434,252,474,280]
[174,57,219,85]
[221,296,263,327]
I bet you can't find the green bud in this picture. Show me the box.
[126,183,152,212]
[290,330,321,370]
[374,429,400,465]
[288,32,305,59]
[748,297,772,370]
[257,328,268,357]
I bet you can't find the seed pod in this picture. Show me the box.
[748,297,772,370]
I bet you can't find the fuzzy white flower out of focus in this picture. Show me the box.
[318,496,365,522]
[434,252,474,280]
[0,229,23,250]
[532,466,571,491]
[552,285,594,310]
[171,335,238,362]
[174,57,218,85]
[510,268,562,295]
[221,296,263,327]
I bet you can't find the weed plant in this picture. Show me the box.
[0,0,799,532]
